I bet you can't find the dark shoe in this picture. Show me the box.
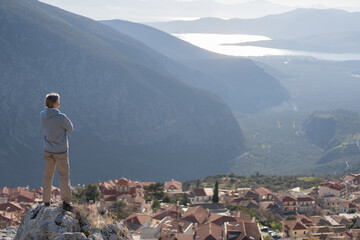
[44,202,50,207]
[62,201,73,212]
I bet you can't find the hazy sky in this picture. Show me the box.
[40,0,360,22]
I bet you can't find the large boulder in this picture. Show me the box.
[14,204,132,240]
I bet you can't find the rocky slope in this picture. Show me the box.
[0,0,245,186]
[14,204,131,240]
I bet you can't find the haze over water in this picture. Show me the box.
[173,33,360,61]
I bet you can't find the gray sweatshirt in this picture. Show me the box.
[40,108,73,154]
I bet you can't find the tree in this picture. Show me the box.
[85,184,100,203]
[212,180,219,203]
[144,182,164,200]
[162,194,170,203]
[181,193,190,206]
[72,186,86,204]
[152,199,160,211]
[115,200,128,219]
[196,179,201,188]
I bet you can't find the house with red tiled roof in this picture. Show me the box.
[194,222,223,240]
[259,201,279,213]
[161,219,193,235]
[254,187,275,201]
[280,195,298,213]
[0,202,23,213]
[180,206,209,224]
[319,182,346,198]
[238,189,259,201]
[297,195,316,213]
[296,215,314,227]
[98,178,145,205]
[159,233,193,240]
[189,188,213,204]
[310,216,332,226]
[125,213,152,231]
[327,215,353,227]
[152,204,182,220]
[127,195,146,213]
[283,220,309,239]
[321,194,340,212]
[341,173,360,184]
[164,180,182,193]
[10,191,35,205]
[0,210,21,225]
[339,201,358,213]
[205,214,240,226]
[224,219,262,240]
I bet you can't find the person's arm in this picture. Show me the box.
[62,114,74,132]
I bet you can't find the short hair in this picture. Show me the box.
[45,93,60,108]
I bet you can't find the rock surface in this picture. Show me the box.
[0,226,17,240]
[14,204,132,240]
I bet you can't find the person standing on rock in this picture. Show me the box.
[40,92,73,211]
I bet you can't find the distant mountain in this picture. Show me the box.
[303,110,360,167]
[102,20,290,112]
[0,0,246,187]
[147,8,360,38]
[147,9,360,54]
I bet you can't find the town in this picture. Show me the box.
[2,173,360,240]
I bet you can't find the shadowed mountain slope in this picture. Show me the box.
[0,0,245,187]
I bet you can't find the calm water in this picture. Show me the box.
[173,33,360,61]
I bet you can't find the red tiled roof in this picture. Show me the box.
[181,206,209,224]
[320,182,345,191]
[195,223,223,240]
[125,213,152,226]
[165,180,182,191]
[296,215,314,225]
[0,202,22,211]
[193,188,206,197]
[283,220,308,231]
[259,201,278,210]
[103,189,117,195]
[282,195,297,202]
[254,187,274,196]
[104,196,117,202]
[226,220,261,240]
[297,196,315,202]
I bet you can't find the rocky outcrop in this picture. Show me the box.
[14,204,132,240]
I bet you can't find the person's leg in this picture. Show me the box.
[43,152,56,204]
[55,152,72,204]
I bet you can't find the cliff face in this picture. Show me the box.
[303,110,360,166]
[303,114,337,148]
[0,0,245,186]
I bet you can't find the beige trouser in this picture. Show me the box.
[43,152,72,203]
